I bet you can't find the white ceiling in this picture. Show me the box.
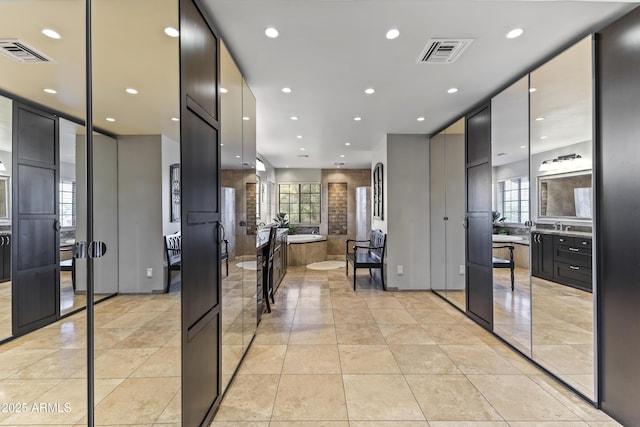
[203,0,636,168]
[0,0,637,171]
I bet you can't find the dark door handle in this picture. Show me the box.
[462,218,468,229]
[54,219,61,232]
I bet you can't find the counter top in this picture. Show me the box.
[534,229,592,238]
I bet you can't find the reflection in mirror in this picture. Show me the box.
[491,76,532,356]
[430,119,465,309]
[91,0,181,424]
[241,79,258,355]
[0,95,12,341]
[0,0,88,422]
[220,41,244,392]
[530,36,595,400]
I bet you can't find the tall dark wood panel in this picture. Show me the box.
[465,104,493,329]
[180,0,222,425]
[597,7,640,426]
[11,103,60,336]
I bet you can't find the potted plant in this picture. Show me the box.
[273,212,298,234]
[492,211,507,234]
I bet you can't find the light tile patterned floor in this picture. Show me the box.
[212,266,619,426]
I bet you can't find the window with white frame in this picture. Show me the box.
[59,179,76,227]
[278,183,321,223]
[496,177,529,224]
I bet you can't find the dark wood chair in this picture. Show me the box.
[493,245,515,291]
[263,227,277,313]
[346,229,387,291]
[164,232,181,293]
[60,258,75,291]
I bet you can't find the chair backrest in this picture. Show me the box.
[267,226,278,261]
[164,232,181,265]
[369,229,387,262]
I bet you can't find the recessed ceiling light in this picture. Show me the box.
[506,28,524,39]
[300,147,305,151]
[285,165,289,168]
[520,145,527,149]
[529,87,537,93]
[365,88,375,95]
[297,135,302,139]
[265,27,279,38]
[42,28,61,39]
[290,116,298,120]
[43,88,57,94]
[242,116,250,121]
[447,88,458,94]
[282,87,292,93]
[386,29,400,40]
[417,117,425,122]
[540,136,548,140]
[164,27,179,38]
[235,155,241,158]
[126,88,138,94]
[171,117,180,122]
[106,117,115,122]
[345,142,351,146]
[221,143,224,146]
[340,154,345,158]
[353,117,362,121]
[220,87,228,94]
[535,117,544,121]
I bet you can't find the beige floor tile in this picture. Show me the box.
[467,375,581,421]
[370,308,417,325]
[288,324,337,345]
[93,377,180,424]
[378,324,436,345]
[99,311,163,329]
[350,422,430,427]
[282,344,341,374]
[407,307,459,324]
[10,348,86,379]
[114,327,180,349]
[237,345,287,375]
[154,389,181,424]
[270,422,349,427]
[361,295,405,309]
[406,374,503,421]
[297,297,333,309]
[130,346,180,377]
[334,323,386,345]
[272,374,347,421]
[439,344,521,375]
[338,345,401,374]
[293,308,335,325]
[0,349,55,378]
[91,347,158,379]
[343,374,424,421]
[390,345,461,374]
[252,323,291,345]
[214,374,280,421]
[332,307,376,324]
[429,423,509,427]
[0,379,62,423]
[508,423,589,427]
[422,324,485,345]
[210,423,269,427]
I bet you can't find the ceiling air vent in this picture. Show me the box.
[332,161,347,167]
[418,38,474,64]
[0,38,53,63]
[298,154,310,158]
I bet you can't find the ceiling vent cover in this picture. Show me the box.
[298,154,310,158]
[332,161,347,167]
[418,38,474,64]
[0,39,53,63]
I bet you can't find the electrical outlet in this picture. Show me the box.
[459,265,465,275]
[146,268,153,278]
[397,265,404,275]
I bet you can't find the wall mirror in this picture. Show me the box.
[430,119,465,309]
[530,36,595,401]
[491,75,532,356]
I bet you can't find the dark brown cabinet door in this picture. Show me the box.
[12,103,60,336]
[465,104,493,329]
[180,1,222,425]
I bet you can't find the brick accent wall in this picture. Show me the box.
[246,182,257,235]
[328,183,348,235]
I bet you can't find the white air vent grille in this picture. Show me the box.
[418,38,474,64]
[332,161,347,167]
[0,39,53,63]
[298,154,310,158]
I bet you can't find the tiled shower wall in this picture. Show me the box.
[321,169,371,256]
[328,183,348,235]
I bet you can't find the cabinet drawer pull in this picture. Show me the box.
[559,238,565,242]
[569,266,580,270]
[582,241,588,245]
[568,247,579,252]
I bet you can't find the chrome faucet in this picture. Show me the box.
[554,222,563,231]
